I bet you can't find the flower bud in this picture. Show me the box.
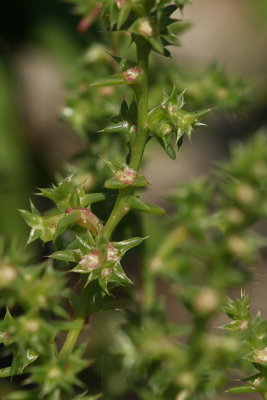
[101,267,112,279]
[106,244,120,263]
[178,371,196,389]
[0,264,17,286]
[235,183,258,206]
[227,235,248,257]
[161,123,172,136]
[253,160,266,179]
[168,103,178,116]
[225,207,244,225]
[80,250,102,271]
[238,320,249,330]
[24,318,40,334]
[193,288,219,314]
[253,377,263,388]
[66,207,103,235]
[138,18,154,36]
[48,366,62,380]
[254,348,267,363]
[124,66,141,82]
[116,166,137,184]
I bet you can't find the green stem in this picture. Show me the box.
[60,39,150,356]
[143,226,187,309]
[59,284,91,358]
[59,319,84,357]
[103,38,150,240]
[129,38,149,171]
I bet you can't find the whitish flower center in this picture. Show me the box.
[124,66,141,81]
[107,244,120,262]
[116,166,137,184]
[80,251,101,271]
[138,18,154,36]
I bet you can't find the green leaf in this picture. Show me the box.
[100,120,130,134]
[104,177,129,189]
[90,73,126,87]
[129,196,166,215]
[51,250,80,263]
[226,385,256,393]
[7,389,40,400]
[115,237,146,254]
[81,193,106,207]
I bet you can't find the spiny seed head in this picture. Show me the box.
[116,166,137,184]
[124,66,141,81]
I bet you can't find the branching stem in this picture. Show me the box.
[61,37,150,356]
[103,37,150,240]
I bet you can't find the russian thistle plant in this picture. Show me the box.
[0,1,266,399]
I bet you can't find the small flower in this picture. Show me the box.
[227,235,248,257]
[101,267,112,279]
[238,320,249,330]
[106,244,120,263]
[225,207,244,225]
[0,264,18,286]
[235,183,258,206]
[80,250,102,271]
[138,18,154,36]
[193,288,219,314]
[168,103,178,116]
[124,66,141,82]
[254,348,267,363]
[161,123,172,136]
[65,207,103,234]
[116,166,137,184]
[24,319,40,334]
[252,377,263,388]
[47,366,63,380]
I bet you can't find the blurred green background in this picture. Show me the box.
[0,0,267,398]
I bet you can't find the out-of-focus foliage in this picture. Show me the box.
[0,62,31,242]
[83,132,267,400]
[0,0,267,399]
